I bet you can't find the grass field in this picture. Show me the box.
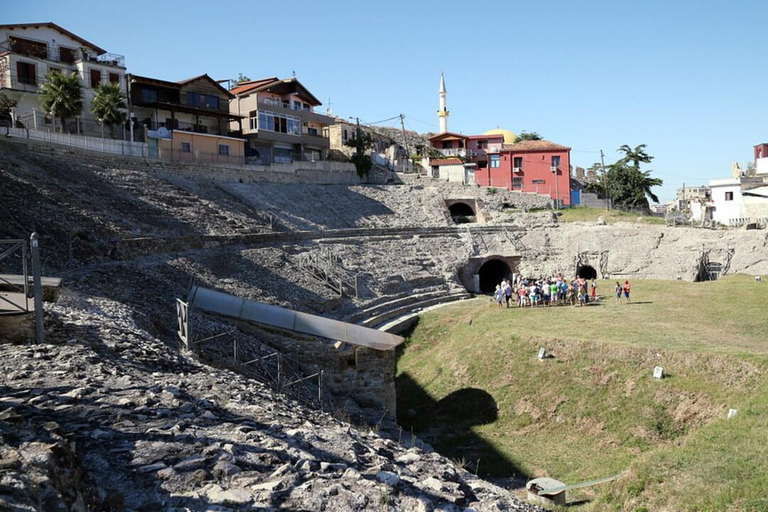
[557,207,666,225]
[396,275,768,511]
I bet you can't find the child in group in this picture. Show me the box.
[614,281,622,303]
[494,284,505,308]
[591,279,597,300]
[550,281,559,306]
[577,282,587,306]
[623,280,631,303]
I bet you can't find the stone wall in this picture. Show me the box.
[230,320,397,422]
[4,137,384,185]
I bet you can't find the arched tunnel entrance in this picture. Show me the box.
[576,265,598,280]
[448,202,476,224]
[478,259,513,293]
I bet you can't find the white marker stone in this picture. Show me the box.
[756,276,762,282]
[537,348,546,360]
[727,408,738,419]
[653,366,664,379]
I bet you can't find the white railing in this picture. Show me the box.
[4,125,149,157]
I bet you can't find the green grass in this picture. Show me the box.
[557,206,666,225]
[396,275,768,510]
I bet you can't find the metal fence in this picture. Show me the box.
[184,311,328,410]
[5,125,149,157]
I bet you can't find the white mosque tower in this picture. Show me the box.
[438,72,449,134]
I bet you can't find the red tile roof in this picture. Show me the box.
[228,77,280,96]
[427,131,467,141]
[502,140,570,152]
[429,157,464,166]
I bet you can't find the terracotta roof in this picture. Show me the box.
[228,77,322,106]
[0,22,106,54]
[429,157,464,166]
[229,77,280,96]
[428,131,467,141]
[502,139,570,152]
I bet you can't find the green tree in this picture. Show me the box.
[39,71,83,132]
[513,130,542,143]
[91,83,127,138]
[344,127,374,179]
[594,144,662,210]
[617,144,653,169]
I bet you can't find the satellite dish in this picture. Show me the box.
[731,162,743,179]
[458,149,466,157]
[157,126,170,139]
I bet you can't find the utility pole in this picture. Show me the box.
[600,149,609,210]
[399,114,411,173]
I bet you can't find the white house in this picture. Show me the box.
[0,22,127,135]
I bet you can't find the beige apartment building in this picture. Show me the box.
[0,22,127,134]
[229,77,334,164]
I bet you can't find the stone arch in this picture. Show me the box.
[459,255,519,293]
[478,259,512,293]
[445,198,486,224]
[576,265,598,279]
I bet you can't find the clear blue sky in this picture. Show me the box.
[6,0,768,202]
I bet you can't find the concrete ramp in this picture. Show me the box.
[188,286,404,351]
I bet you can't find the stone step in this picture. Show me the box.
[345,290,447,324]
[361,291,472,329]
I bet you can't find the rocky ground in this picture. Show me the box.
[1,291,541,511]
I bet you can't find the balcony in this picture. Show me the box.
[436,148,466,157]
[144,120,228,136]
[257,98,334,124]
[3,38,125,67]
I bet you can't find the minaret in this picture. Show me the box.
[438,72,449,133]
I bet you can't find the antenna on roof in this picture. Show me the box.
[326,97,333,116]
[292,70,296,77]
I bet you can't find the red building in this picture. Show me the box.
[474,139,571,206]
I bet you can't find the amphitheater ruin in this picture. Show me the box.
[2,136,768,510]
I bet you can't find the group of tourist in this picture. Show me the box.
[493,274,632,308]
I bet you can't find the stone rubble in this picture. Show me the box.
[0,293,542,511]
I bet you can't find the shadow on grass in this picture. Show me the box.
[395,371,528,479]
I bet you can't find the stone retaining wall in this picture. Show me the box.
[6,136,395,185]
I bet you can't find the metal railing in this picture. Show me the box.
[185,312,328,409]
[0,239,30,313]
[296,247,359,298]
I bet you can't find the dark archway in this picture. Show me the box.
[448,202,476,224]
[478,259,512,293]
[577,265,597,279]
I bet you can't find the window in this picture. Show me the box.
[181,142,192,153]
[303,103,310,111]
[725,191,734,201]
[343,129,348,140]
[90,69,101,88]
[218,144,230,156]
[512,177,523,188]
[532,179,546,184]
[186,92,220,110]
[490,155,500,168]
[109,73,120,84]
[59,47,76,64]
[513,156,523,169]
[307,127,318,136]
[17,61,36,85]
[551,155,561,168]
[442,141,452,149]
[293,101,301,110]
[257,110,301,135]
[141,87,158,103]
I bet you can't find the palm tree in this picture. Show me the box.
[617,144,653,170]
[91,83,127,138]
[39,71,83,132]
